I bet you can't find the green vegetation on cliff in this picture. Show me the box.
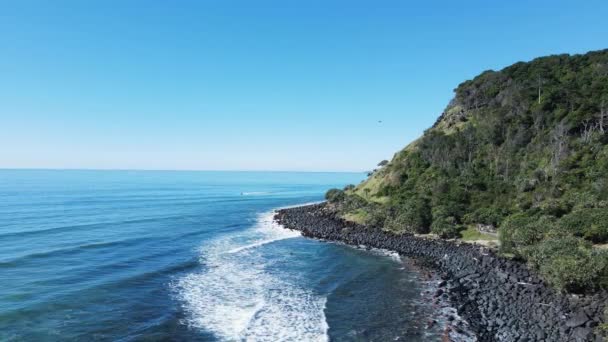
[328,49,608,292]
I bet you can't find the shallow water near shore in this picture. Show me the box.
[1,170,445,341]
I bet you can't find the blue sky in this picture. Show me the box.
[1,1,607,171]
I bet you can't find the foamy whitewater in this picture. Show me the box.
[175,212,329,341]
[0,170,445,341]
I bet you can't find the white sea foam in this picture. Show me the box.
[277,201,323,209]
[225,238,282,254]
[174,211,329,342]
[368,247,402,262]
[328,240,403,263]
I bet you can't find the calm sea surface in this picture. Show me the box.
[0,170,444,341]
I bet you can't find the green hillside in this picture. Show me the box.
[328,49,608,292]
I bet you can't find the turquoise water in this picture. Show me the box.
[0,170,443,341]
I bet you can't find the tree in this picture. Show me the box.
[385,197,432,234]
[325,189,345,203]
[537,74,545,104]
[581,118,597,143]
[559,208,608,243]
[363,188,371,199]
[598,99,607,134]
[378,160,389,167]
[431,215,462,238]
[550,120,568,173]
[523,236,608,292]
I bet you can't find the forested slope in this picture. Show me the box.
[328,49,608,292]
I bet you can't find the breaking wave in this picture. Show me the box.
[174,211,329,341]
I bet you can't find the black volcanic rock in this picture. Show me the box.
[274,203,608,342]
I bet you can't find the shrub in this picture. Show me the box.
[523,236,608,292]
[563,191,599,211]
[366,206,387,228]
[559,208,608,243]
[431,215,463,238]
[342,194,367,212]
[436,200,466,221]
[385,197,431,234]
[325,188,345,203]
[343,184,356,191]
[500,213,559,254]
[499,212,540,254]
[463,207,505,226]
[430,205,462,238]
[539,198,570,217]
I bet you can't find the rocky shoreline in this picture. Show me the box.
[274,203,607,342]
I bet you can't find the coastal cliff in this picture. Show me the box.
[275,204,607,341]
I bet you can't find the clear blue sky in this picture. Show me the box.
[1,1,607,172]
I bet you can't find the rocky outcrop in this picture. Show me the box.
[476,224,498,237]
[274,203,607,342]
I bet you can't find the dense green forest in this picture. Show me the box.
[328,49,608,292]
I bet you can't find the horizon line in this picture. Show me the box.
[0,167,368,174]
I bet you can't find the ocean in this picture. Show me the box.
[0,170,445,341]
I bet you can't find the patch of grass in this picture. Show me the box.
[342,209,368,225]
[460,226,497,241]
[498,252,517,259]
[354,173,383,198]
[369,196,390,204]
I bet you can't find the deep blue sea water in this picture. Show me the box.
[0,170,445,341]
